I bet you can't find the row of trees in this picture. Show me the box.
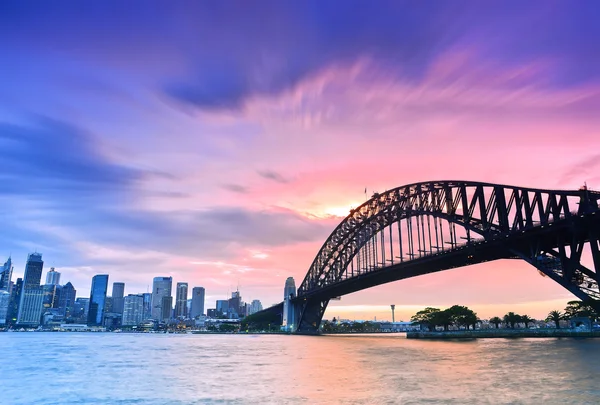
[411,300,599,331]
[410,305,478,331]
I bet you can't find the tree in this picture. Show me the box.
[489,317,502,329]
[410,307,441,331]
[503,312,521,329]
[447,305,478,330]
[520,315,535,328]
[564,300,599,322]
[546,310,563,329]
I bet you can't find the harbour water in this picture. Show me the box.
[2,333,600,404]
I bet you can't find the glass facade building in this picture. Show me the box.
[190,287,205,319]
[122,294,144,326]
[151,277,172,320]
[45,268,61,285]
[0,257,13,292]
[17,253,45,326]
[111,282,125,314]
[87,274,109,326]
[174,282,188,318]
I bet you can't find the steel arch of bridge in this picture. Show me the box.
[295,181,600,333]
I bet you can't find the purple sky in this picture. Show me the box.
[1,1,600,320]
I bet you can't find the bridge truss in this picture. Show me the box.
[295,181,600,333]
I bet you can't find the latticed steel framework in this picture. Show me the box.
[295,181,600,333]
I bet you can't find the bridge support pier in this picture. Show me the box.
[294,298,329,334]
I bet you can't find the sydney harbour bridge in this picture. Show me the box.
[253,181,600,334]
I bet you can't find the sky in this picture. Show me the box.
[1,1,600,321]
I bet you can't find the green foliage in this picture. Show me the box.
[503,312,521,329]
[410,305,478,331]
[546,310,564,329]
[564,300,599,322]
[520,315,535,328]
[489,317,502,329]
[241,309,281,331]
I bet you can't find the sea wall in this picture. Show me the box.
[407,329,600,339]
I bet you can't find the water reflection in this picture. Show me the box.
[2,333,600,404]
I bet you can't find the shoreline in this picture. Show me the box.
[407,329,600,339]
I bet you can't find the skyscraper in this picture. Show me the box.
[161,296,173,321]
[87,274,109,326]
[6,278,23,326]
[151,277,172,320]
[142,293,152,320]
[111,282,125,314]
[174,282,188,318]
[0,290,10,324]
[190,287,205,319]
[0,257,13,292]
[284,277,296,300]
[122,294,144,326]
[58,282,76,318]
[249,299,263,315]
[45,268,61,285]
[17,253,45,327]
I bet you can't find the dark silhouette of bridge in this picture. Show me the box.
[253,181,600,334]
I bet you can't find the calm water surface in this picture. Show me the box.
[2,333,600,404]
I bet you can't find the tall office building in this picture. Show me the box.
[216,300,229,316]
[58,282,76,318]
[17,253,45,327]
[6,278,23,326]
[72,298,89,321]
[151,277,172,320]
[142,293,152,320]
[87,274,109,326]
[0,290,10,324]
[174,282,188,318]
[161,296,173,321]
[111,282,125,314]
[284,277,296,300]
[249,299,263,315]
[0,257,13,292]
[122,294,144,326]
[190,287,205,319]
[45,268,61,285]
[42,284,59,310]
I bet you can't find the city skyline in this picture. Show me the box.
[2,3,600,321]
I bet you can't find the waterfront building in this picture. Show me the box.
[228,290,243,318]
[161,295,173,321]
[190,287,205,319]
[174,282,188,318]
[17,253,45,327]
[207,308,217,318]
[57,282,76,318]
[122,294,144,326]
[249,299,263,315]
[142,293,152,320]
[45,268,61,285]
[87,274,109,326]
[0,290,10,324]
[216,300,229,316]
[6,278,23,326]
[0,256,13,292]
[111,282,125,314]
[72,298,89,321]
[42,284,59,310]
[151,277,172,320]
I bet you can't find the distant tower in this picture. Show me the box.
[151,277,172,321]
[87,274,109,326]
[174,282,188,318]
[0,257,13,292]
[190,287,205,319]
[45,267,61,286]
[390,305,395,323]
[17,253,45,327]
[111,282,125,314]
